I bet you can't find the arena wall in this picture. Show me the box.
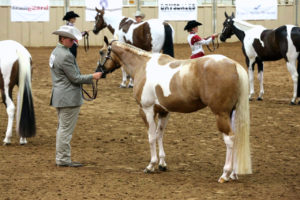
[0,5,297,47]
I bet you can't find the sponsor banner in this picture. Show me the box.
[236,0,277,20]
[11,0,49,22]
[86,0,122,21]
[158,0,197,21]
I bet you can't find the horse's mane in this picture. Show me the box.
[233,18,264,31]
[115,41,152,58]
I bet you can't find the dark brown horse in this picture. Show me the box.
[97,37,252,183]
[0,40,36,145]
[93,7,174,88]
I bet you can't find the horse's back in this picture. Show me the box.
[0,40,30,62]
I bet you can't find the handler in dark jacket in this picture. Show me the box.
[63,11,88,58]
[49,25,102,167]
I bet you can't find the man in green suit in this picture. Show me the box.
[50,25,102,167]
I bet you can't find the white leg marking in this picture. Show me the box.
[143,107,158,173]
[120,67,127,88]
[219,134,235,183]
[257,71,264,99]
[248,60,255,99]
[156,114,169,170]
[286,61,298,103]
[3,94,15,145]
[128,77,134,88]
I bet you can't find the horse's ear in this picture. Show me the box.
[232,12,235,18]
[104,36,109,46]
[95,7,100,13]
[225,12,229,18]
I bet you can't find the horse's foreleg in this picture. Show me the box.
[286,60,298,104]
[120,67,127,88]
[140,107,158,173]
[248,59,255,100]
[156,113,169,171]
[3,93,15,145]
[257,60,264,100]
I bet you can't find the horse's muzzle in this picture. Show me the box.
[95,62,107,78]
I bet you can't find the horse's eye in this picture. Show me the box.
[99,51,103,56]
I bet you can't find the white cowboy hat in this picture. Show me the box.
[135,10,145,18]
[52,25,82,40]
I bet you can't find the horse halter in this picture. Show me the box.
[95,41,121,76]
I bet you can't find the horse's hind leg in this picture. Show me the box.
[156,112,169,171]
[3,91,15,145]
[286,59,298,104]
[120,67,127,88]
[257,60,264,100]
[140,107,158,173]
[215,112,236,183]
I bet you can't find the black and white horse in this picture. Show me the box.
[220,12,300,104]
[0,40,36,145]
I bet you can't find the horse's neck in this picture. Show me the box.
[112,43,151,78]
[103,12,128,34]
[233,19,264,41]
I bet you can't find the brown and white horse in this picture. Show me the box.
[97,37,251,183]
[93,8,174,88]
[0,40,36,145]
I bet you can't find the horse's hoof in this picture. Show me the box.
[158,165,167,172]
[119,85,126,88]
[256,97,263,101]
[3,142,11,146]
[143,168,154,173]
[290,101,296,105]
[248,98,253,101]
[128,85,133,88]
[218,177,228,183]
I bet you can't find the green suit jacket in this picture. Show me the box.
[49,43,93,107]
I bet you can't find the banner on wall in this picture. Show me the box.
[236,0,277,20]
[86,0,122,21]
[158,0,197,21]
[11,0,49,22]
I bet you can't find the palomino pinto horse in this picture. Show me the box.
[97,37,251,183]
[220,12,300,104]
[93,8,174,88]
[0,40,36,145]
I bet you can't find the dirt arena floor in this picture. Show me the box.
[0,42,300,200]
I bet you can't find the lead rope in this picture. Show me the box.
[83,32,89,53]
[206,35,220,52]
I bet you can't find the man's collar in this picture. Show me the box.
[57,42,68,49]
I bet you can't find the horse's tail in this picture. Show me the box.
[233,64,252,174]
[16,50,36,138]
[162,23,174,57]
